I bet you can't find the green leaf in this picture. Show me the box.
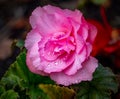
[0,50,54,99]
[16,39,24,48]
[0,85,5,96]
[39,84,75,99]
[0,90,19,99]
[92,64,118,93]
[27,85,49,99]
[73,64,118,99]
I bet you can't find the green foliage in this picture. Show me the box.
[39,84,75,99]
[0,50,54,99]
[0,86,5,96]
[0,90,19,99]
[16,39,24,49]
[73,64,118,99]
[0,50,118,99]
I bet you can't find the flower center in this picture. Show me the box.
[41,33,76,61]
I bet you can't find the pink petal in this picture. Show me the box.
[43,5,83,24]
[38,38,63,61]
[43,5,64,15]
[29,7,45,29]
[28,42,44,71]
[69,20,85,54]
[39,47,60,61]
[40,52,75,73]
[78,19,89,41]
[87,23,97,43]
[38,35,75,61]
[30,6,72,36]
[64,45,87,75]
[50,56,98,86]
[25,28,41,50]
[75,35,85,54]
[64,9,82,23]
[63,56,82,75]
[86,42,92,57]
[26,50,47,76]
[38,35,49,50]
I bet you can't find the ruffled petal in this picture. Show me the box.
[40,52,75,73]
[43,5,64,15]
[64,45,87,75]
[27,41,45,71]
[78,18,89,41]
[50,56,98,86]
[43,5,83,24]
[64,9,82,23]
[26,50,47,76]
[69,20,84,54]
[86,42,92,57]
[25,28,41,50]
[87,23,97,43]
[30,6,72,36]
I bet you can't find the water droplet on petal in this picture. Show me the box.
[54,62,58,65]
[75,80,79,83]
[47,64,50,67]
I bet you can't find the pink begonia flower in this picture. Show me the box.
[25,5,98,86]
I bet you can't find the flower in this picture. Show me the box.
[25,5,98,86]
